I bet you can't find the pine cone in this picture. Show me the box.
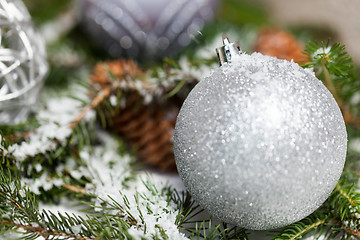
[91,59,142,88]
[111,94,179,171]
[90,59,183,171]
[254,28,308,63]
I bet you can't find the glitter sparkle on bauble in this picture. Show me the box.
[173,36,347,230]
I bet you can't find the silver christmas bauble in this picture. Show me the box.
[0,0,48,124]
[78,0,219,59]
[174,44,347,229]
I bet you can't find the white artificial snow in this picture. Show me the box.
[225,52,313,81]
[90,175,188,240]
[177,56,214,81]
[313,46,332,59]
[0,82,190,240]
[69,130,133,189]
[71,130,187,239]
[112,41,215,107]
[22,173,63,195]
[70,225,82,235]
[6,85,95,161]
[304,66,317,77]
[34,163,42,173]
[38,199,87,240]
[109,94,117,106]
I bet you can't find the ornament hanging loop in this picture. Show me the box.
[216,34,242,66]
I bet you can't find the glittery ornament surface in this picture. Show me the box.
[174,53,347,230]
[0,0,48,124]
[78,0,218,59]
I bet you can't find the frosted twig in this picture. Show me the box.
[69,86,112,129]
[335,184,356,206]
[289,219,326,240]
[62,183,87,194]
[0,219,90,240]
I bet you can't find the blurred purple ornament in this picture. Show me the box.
[78,0,219,59]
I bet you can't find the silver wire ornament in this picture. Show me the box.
[78,0,219,59]
[174,36,347,230]
[0,0,48,124]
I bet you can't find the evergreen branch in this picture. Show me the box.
[193,219,222,240]
[302,40,353,77]
[3,131,31,143]
[321,60,340,104]
[270,213,328,240]
[165,78,187,98]
[326,180,360,238]
[0,218,90,240]
[62,183,87,195]
[0,190,23,213]
[187,219,248,240]
[171,190,248,239]
[69,85,112,129]
[1,89,98,168]
[172,191,203,228]
[335,183,357,206]
[302,40,360,130]
[0,118,39,143]
[0,167,137,239]
[329,181,360,221]
[215,223,249,240]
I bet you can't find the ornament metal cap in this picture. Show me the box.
[216,34,242,66]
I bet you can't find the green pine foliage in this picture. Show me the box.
[0,168,135,239]
[270,213,328,240]
[302,40,360,114]
[1,0,360,239]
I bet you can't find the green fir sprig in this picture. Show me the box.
[328,182,360,237]
[0,167,136,239]
[302,40,360,117]
[270,213,329,240]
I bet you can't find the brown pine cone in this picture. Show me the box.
[90,59,184,172]
[90,59,143,88]
[254,28,308,64]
